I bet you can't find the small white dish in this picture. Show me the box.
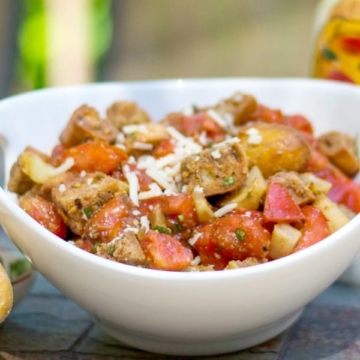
[0,247,36,307]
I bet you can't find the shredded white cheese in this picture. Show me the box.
[206,109,227,128]
[140,215,150,232]
[138,183,163,200]
[58,183,66,192]
[214,203,237,217]
[191,255,201,266]
[188,232,202,246]
[211,149,221,159]
[193,185,204,193]
[133,142,153,150]
[247,134,262,145]
[213,137,240,148]
[123,164,140,206]
[122,124,148,134]
[51,157,75,176]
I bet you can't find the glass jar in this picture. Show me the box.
[312,0,360,84]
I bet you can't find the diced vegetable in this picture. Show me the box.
[194,211,270,269]
[20,196,67,238]
[292,205,330,253]
[140,230,193,271]
[218,166,266,210]
[299,172,332,196]
[263,182,305,223]
[58,141,128,174]
[19,152,74,184]
[312,194,350,233]
[269,223,302,259]
[192,190,214,223]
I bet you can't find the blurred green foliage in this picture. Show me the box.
[17,0,113,90]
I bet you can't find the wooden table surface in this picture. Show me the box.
[1,232,360,360]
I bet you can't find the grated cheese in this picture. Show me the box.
[123,164,140,206]
[211,149,221,159]
[133,142,153,150]
[206,109,227,128]
[145,168,177,192]
[122,124,148,134]
[213,137,240,148]
[191,255,201,266]
[116,132,125,143]
[58,183,66,192]
[138,183,163,200]
[188,232,202,246]
[193,185,204,193]
[214,203,237,217]
[51,157,75,176]
[245,127,262,145]
[140,215,150,232]
[124,227,139,234]
[247,134,262,145]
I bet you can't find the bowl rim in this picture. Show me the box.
[0,76,358,107]
[0,77,359,281]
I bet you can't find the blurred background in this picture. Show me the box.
[0,0,318,98]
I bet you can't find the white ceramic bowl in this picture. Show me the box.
[0,247,36,307]
[0,78,359,356]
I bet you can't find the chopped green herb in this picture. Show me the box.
[235,228,246,241]
[153,225,171,234]
[83,206,93,218]
[178,214,185,222]
[172,223,183,233]
[107,244,116,255]
[223,176,234,186]
[92,242,101,253]
[321,48,337,61]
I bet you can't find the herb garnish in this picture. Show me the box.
[223,176,234,186]
[235,228,246,241]
[83,206,93,218]
[153,225,171,234]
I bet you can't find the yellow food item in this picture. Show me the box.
[269,223,302,260]
[238,123,311,178]
[0,263,13,323]
[312,0,360,83]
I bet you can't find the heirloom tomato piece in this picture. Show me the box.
[153,138,176,158]
[249,104,284,124]
[127,163,153,191]
[167,112,226,143]
[315,166,360,214]
[292,205,330,253]
[83,194,139,243]
[20,196,67,238]
[284,114,314,136]
[263,182,305,223]
[140,194,198,230]
[57,141,127,174]
[140,230,193,271]
[194,210,270,269]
